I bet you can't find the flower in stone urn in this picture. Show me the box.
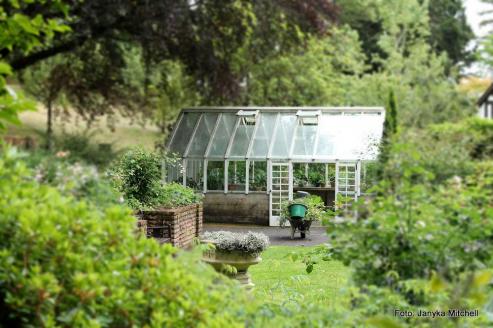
[201,231,269,288]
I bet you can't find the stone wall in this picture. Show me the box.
[137,203,202,248]
[203,193,269,225]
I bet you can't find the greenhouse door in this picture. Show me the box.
[335,162,360,207]
[269,162,291,226]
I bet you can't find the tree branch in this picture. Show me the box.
[9,37,86,70]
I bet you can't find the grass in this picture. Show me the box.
[250,246,350,308]
[7,106,162,150]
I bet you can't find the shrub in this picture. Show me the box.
[109,148,162,208]
[22,153,122,208]
[325,161,493,304]
[32,155,122,209]
[202,231,269,254]
[109,148,198,209]
[156,182,202,208]
[390,118,493,184]
[0,148,246,327]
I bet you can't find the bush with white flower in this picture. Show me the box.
[33,155,122,209]
[203,231,269,254]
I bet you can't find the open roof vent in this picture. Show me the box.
[296,110,320,126]
[237,110,258,125]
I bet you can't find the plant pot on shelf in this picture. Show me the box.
[202,241,261,288]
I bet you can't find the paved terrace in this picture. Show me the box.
[203,223,328,246]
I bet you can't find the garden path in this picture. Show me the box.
[203,223,327,246]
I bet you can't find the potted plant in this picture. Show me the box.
[326,166,336,188]
[250,169,266,191]
[207,169,222,190]
[201,231,269,288]
[308,171,324,187]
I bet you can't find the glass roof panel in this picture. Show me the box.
[271,115,296,158]
[331,114,384,160]
[249,113,277,158]
[168,113,200,155]
[315,114,336,157]
[207,113,236,158]
[229,118,255,157]
[170,108,384,161]
[292,121,318,157]
[187,113,218,156]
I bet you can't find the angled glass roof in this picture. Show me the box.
[167,107,385,161]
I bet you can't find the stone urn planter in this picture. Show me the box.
[201,231,269,288]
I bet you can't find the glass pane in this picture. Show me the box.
[227,161,246,192]
[250,113,277,158]
[333,114,384,160]
[168,113,200,155]
[166,161,183,184]
[293,163,334,188]
[206,161,224,191]
[208,114,236,158]
[229,120,255,157]
[315,115,336,157]
[186,160,203,190]
[188,113,218,156]
[249,161,267,191]
[293,122,317,157]
[271,115,296,158]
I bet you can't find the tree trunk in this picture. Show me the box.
[46,101,53,150]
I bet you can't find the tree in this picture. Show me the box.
[0,0,70,132]
[376,89,398,181]
[247,1,472,128]
[4,0,339,103]
[20,56,70,148]
[336,0,474,70]
[428,0,474,67]
[246,27,365,106]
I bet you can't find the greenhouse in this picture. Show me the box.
[165,107,385,226]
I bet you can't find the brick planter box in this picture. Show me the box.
[136,203,203,248]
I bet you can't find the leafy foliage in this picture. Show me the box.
[109,148,163,208]
[0,0,70,131]
[7,0,338,104]
[0,147,247,327]
[427,0,474,67]
[389,118,493,184]
[156,182,202,209]
[110,148,200,209]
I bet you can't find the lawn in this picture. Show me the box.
[7,106,162,150]
[250,246,349,308]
